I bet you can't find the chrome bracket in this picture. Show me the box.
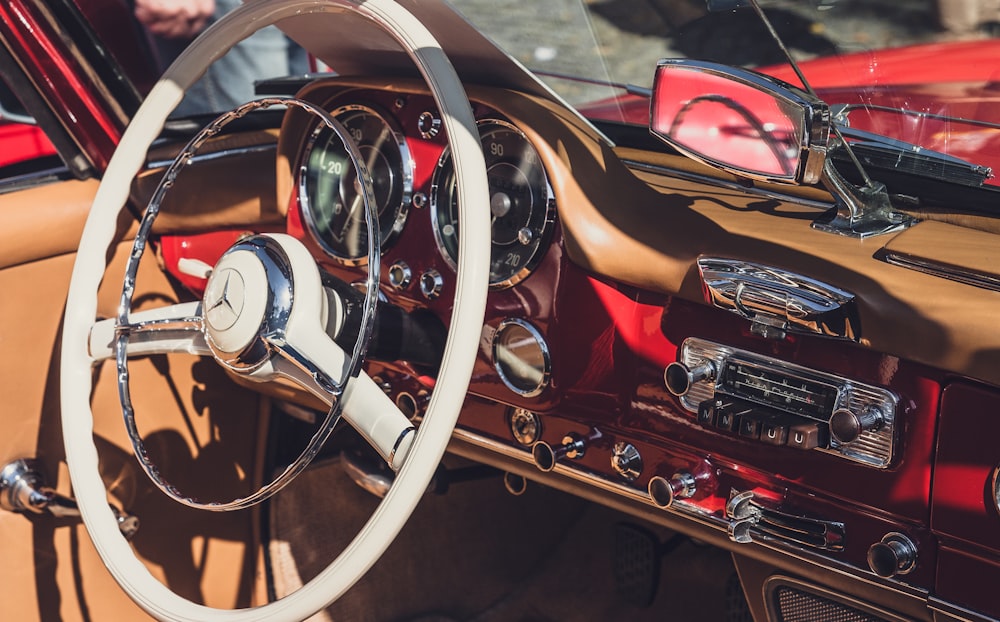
[811,151,914,238]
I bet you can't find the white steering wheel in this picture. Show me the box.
[60,1,490,620]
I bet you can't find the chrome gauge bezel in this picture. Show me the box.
[430,118,556,289]
[491,318,552,397]
[298,103,413,265]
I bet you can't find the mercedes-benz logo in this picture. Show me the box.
[204,268,246,331]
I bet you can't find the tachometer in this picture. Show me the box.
[299,104,412,263]
[431,119,554,288]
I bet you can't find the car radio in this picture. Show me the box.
[666,338,898,468]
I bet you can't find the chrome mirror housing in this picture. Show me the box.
[651,59,912,238]
[651,59,830,185]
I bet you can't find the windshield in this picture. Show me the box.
[449,0,1000,188]
[142,0,1000,193]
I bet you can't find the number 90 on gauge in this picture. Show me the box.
[431,119,555,288]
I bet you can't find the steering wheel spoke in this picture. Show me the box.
[88,301,208,362]
[265,346,415,470]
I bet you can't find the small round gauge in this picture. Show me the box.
[431,119,554,288]
[299,104,412,263]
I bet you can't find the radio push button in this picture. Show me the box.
[697,397,743,426]
[786,421,828,450]
[714,402,756,433]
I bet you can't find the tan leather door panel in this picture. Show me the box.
[0,178,261,620]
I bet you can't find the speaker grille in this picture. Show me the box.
[774,586,887,622]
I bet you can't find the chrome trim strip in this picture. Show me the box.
[147,143,276,169]
[928,596,1000,622]
[622,158,834,211]
[449,426,930,601]
[882,251,1000,294]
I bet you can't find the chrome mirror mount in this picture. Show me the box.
[812,155,912,238]
[650,59,913,238]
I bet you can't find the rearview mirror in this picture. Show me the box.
[650,59,829,184]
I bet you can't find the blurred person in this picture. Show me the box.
[135,0,309,117]
[937,0,1000,40]
[134,0,214,40]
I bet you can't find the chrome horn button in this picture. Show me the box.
[202,242,275,368]
[205,267,246,331]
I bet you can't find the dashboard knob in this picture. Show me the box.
[868,532,917,578]
[664,361,715,397]
[387,261,412,290]
[531,434,586,472]
[419,269,443,300]
[830,405,884,444]
[648,472,697,508]
[610,442,643,482]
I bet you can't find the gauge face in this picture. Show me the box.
[300,105,411,262]
[431,119,554,288]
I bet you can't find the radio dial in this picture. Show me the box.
[830,405,884,444]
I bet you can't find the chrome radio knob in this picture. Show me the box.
[648,472,697,508]
[830,405,884,444]
[664,361,715,397]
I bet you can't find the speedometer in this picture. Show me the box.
[431,119,554,288]
[299,104,412,263]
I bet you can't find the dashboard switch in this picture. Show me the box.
[664,360,715,397]
[648,472,697,508]
[611,442,643,482]
[419,269,443,300]
[387,261,412,290]
[531,433,586,472]
[868,532,917,578]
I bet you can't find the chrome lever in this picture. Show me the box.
[1,459,139,539]
[725,489,846,551]
[726,490,760,544]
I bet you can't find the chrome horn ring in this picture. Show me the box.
[115,97,382,511]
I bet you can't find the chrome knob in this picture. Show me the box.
[648,472,697,508]
[419,269,443,300]
[610,442,643,482]
[664,361,715,397]
[868,532,917,578]
[387,261,412,290]
[509,408,542,446]
[417,110,442,138]
[830,405,884,444]
[531,434,586,472]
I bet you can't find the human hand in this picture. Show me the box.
[134,0,215,40]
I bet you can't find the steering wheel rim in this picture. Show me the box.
[60,1,490,620]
